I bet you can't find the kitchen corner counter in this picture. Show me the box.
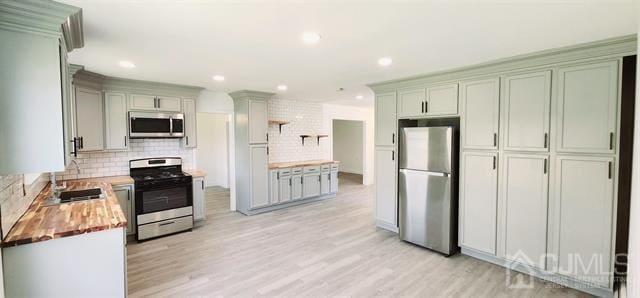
[1,178,128,247]
[269,160,340,169]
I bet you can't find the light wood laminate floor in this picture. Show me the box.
[127,173,589,297]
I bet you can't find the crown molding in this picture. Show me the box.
[229,90,276,101]
[0,0,80,37]
[368,35,637,93]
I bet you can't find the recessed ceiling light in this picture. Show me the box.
[378,57,393,67]
[277,85,288,91]
[302,31,322,44]
[118,60,136,69]
[212,75,225,82]
[356,94,364,100]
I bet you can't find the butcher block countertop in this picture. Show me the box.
[1,178,128,247]
[185,170,207,178]
[269,160,340,169]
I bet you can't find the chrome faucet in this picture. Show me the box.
[70,159,81,174]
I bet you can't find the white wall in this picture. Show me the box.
[626,20,640,298]
[333,120,364,175]
[196,90,236,210]
[196,113,229,188]
[322,103,374,185]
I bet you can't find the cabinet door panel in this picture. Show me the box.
[279,177,292,203]
[269,170,279,204]
[129,94,156,110]
[375,147,397,229]
[291,176,303,200]
[503,71,551,151]
[182,98,197,148]
[461,78,500,150]
[460,151,498,255]
[320,172,330,194]
[398,88,425,118]
[501,154,548,269]
[114,187,133,235]
[104,92,128,150]
[375,92,397,146]
[249,100,268,144]
[426,84,458,116]
[303,175,321,198]
[193,178,205,221]
[157,96,181,112]
[551,156,614,287]
[330,171,339,193]
[250,145,269,208]
[557,61,618,153]
[75,87,104,151]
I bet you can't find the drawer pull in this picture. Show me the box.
[159,221,175,226]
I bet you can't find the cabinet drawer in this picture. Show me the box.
[331,164,339,171]
[292,167,303,175]
[303,166,320,173]
[279,168,291,176]
[321,164,331,172]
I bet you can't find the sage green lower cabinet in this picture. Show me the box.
[291,174,303,200]
[499,154,549,269]
[249,145,269,209]
[459,151,498,255]
[320,170,331,195]
[279,174,292,203]
[303,174,321,198]
[113,185,134,235]
[269,170,279,204]
[193,177,205,221]
[549,155,615,288]
[375,147,397,232]
[330,168,339,193]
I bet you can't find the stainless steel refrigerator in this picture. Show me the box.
[399,126,457,256]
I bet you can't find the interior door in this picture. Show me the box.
[556,61,618,154]
[398,88,425,118]
[249,99,268,144]
[375,92,397,146]
[375,147,398,229]
[503,71,551,151]
[500,154,548,269]
[460,151,498,255]
[426,84,458,116]
[75,87,104,151]
[461,78,500,150]
[250,145,269,209]
[104,92,128,150]
[550,155,614,288]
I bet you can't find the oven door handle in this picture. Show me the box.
[169,117,173,136]
[145,196,170,204]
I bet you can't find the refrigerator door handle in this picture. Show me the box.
[399,169,449,177]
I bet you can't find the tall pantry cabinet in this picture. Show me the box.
[231,90,273,215]
[374,92,398,232]
[368,36,635,297]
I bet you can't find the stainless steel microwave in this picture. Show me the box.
[129,112,184,138]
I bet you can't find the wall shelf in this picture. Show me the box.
[300,134,328,145]
[269,120,290,133]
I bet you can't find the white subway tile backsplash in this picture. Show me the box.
[268,99,326,163]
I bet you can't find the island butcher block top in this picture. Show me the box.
[1,178,128,247]
[269,160,340,169]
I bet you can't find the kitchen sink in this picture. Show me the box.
[58,188,104,203]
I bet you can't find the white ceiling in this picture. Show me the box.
[61,0,636,107]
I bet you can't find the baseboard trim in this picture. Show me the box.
[461,247,614,298]
[376,220,398,233]
[239,193,337,216]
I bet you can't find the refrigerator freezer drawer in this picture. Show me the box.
[399,169,453,255]
[400,127,452,173]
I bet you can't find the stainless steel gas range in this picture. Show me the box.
[130,157,193,241]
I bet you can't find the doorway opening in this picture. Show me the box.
[196,113,231,189]
[332,119,365,185]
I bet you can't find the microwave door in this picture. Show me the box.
[171,118,184,137]
[130,116,172,138]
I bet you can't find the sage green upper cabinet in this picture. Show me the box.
[182,98,197,148]
[375,92,397,146]
[397,88,425,118]
[550,155,614,288]
[426,83,458,116]
[500,154,548,270]
[248,99,268,144]
[75,87,104,152]
[502,71,551,152]
[104,92,128,150]
[129,94,182,112]
[460,151,498,255]
[157,96,182,112]
[556,61,619,154]
[375,92,398,146]
[461,78,500,150]
[129,94,156,110]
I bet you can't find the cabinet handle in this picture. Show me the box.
[609,132,614,150]
[186,136,189,146]
[493,133,497,147]
[318,175,320,182]
[544,133,548,148]
[543,158,547,174]
[267,147,269,155]
[70,137,78,157]
[289,179,291,186]
[421,101,425,113]
[277,172,279,179]
[425,101,428,113]
[392,151,395,161]
[124,136,127,147]
[492,156,496,170]
[266,133,269,142]
[608,161,612,179]
[392,133,395,144]
[79,137,84,149]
